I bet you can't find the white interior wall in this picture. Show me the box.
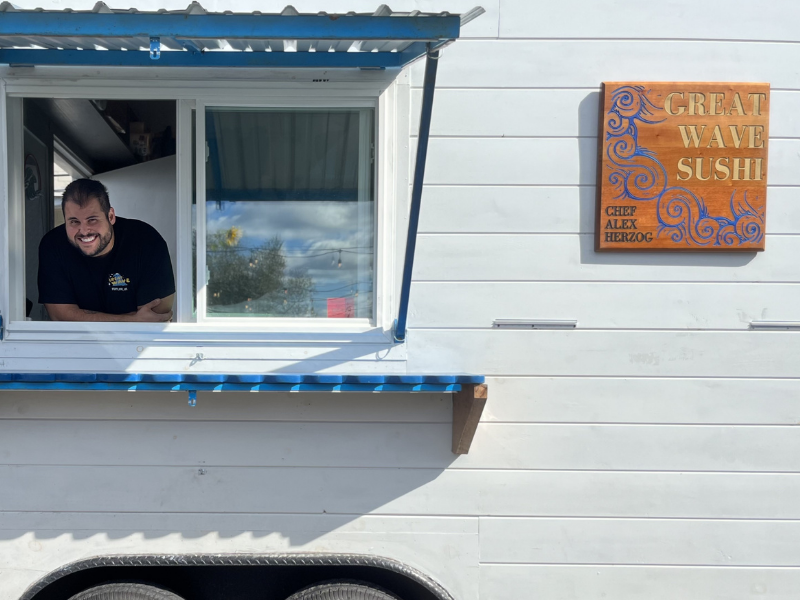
[95,155,177,271]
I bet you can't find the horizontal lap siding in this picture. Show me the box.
[407,8,800,599]
[481,566,800,600]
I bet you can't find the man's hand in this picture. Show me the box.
[133,298,173,322]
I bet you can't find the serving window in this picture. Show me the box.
[1,78,396,342]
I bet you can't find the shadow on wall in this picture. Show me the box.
[0,390,459,547]
[576,91,757,269]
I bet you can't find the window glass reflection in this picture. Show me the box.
[204,108,374,319]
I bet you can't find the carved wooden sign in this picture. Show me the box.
[596,82,769,251]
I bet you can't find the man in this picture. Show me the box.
[38,178,174,322]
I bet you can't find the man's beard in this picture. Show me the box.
[72,228,113,257]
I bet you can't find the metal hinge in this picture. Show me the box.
[0,313,4,340]
[150,37,161,60]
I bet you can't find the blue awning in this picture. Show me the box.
[0,372,484,392]
[0,2,484,68]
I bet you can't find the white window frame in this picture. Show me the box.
[0,67,409,347]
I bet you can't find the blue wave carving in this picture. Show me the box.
[605,85,764,247]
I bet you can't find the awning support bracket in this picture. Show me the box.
[452,383,488,454]
[393,44,440,343]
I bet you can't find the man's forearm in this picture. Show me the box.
[45,304,136,322]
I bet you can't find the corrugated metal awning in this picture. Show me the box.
[0,2,484,68]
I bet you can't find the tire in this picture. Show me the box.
[67,583,185,600]
[286,580,401,600]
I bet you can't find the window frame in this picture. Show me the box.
[0,68,408,346]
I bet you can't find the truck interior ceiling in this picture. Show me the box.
[23,98,176,321]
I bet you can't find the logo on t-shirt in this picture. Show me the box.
[108,272,130,291]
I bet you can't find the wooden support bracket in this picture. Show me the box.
[452,383,487,454]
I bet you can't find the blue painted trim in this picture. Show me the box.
[394,47,439,343]
[0,13,461,41]
[0,382,462,393]
[0,373,483,384]
[0,373,484,393]
[0,49,413,69]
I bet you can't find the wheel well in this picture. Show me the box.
[22,555,454,600]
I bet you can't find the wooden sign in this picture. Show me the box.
[596,82,769,251]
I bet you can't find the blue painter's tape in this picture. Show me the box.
[186,374,228,383]
[344,375,387,384]
[54,373,98,383]
[141,374,185,383]
[455,375,485,384]
[227,374,265,384]
[96,373,142,383]
[304,375,344,384]
[386,375,425,384]
[424,375,457,384]
[264,374,305,384]
[14,373,56,382]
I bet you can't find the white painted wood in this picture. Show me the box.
[499,0,800,41]
[0,357,409,374]
[0,340,406,360]
[413,89,800,139]
[413,235,800,282]
[7,419,800,472]
[409,282,800,330]
[6,468,800,520]
[480,517,800,565]
[469,471,800,519]
[0,79,8,325]
[482,377,800,424]
[419,186,800,234]
[410,40,800,89]
[419,185,594,234]
[412,88,603,137]
[0,390,452,422]
[0,421,454,467]
[5,96,24,322]
[408,330,800,378]
[457,423,800,471]
[0,466,472,514]
[175,99,194,323]
[419,138,799,186]
[481,565,800,600]
[4,70,401,95]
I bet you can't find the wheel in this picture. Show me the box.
[286,580,401,600]
[67,583,185,600]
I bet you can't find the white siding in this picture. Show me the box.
[3,2,800,600]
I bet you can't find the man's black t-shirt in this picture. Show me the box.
[38,217,175,315]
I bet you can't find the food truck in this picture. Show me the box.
[1,1,798,599]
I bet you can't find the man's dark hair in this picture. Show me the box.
[61,178,111,217]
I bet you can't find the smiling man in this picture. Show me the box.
[38,178,175,322]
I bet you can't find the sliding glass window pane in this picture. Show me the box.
[204,107,374,319]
